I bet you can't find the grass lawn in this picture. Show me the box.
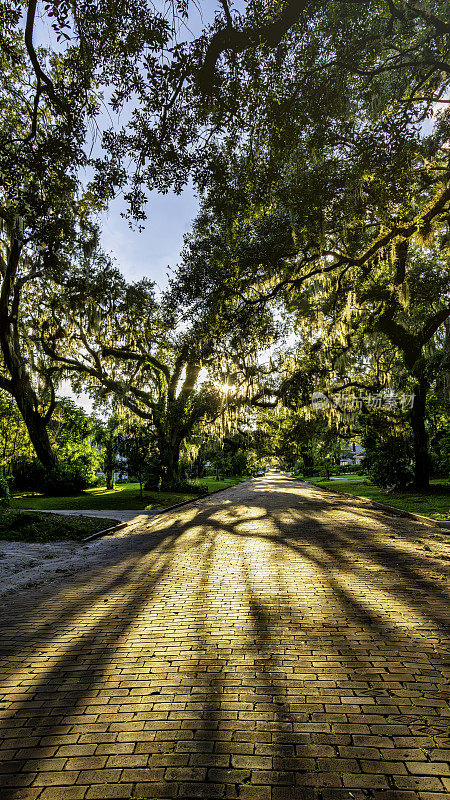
[0,510,118,543]
[308,477,450,520]
[11,477,245,512]
[292,474,363,482]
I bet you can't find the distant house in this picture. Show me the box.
[95,468,128,481]
[340,442,365,466]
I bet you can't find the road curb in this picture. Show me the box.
[302,481,445,529]
[150,478,251,515]
[82,521,128,542]
[81,479,251,542]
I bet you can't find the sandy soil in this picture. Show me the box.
[0,514,153,597]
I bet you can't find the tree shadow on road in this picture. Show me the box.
[0,477,448,797]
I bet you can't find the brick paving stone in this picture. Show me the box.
[84,786,133,799]
[132,782,178,798]
[0,791,42,800]
[0,473,448,799]
[39,789,87,800]
[407,762,450,775]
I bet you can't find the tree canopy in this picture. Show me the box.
[1,0,449,490]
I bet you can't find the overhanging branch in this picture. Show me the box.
[198,0,308,93]
[405,3,450,35]
[25,0,67,113]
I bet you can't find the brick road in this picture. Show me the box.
[0,473,449,800]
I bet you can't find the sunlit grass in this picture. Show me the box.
[11,477,244,511]
[308,477,450,520]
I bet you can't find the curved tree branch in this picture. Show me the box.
[420,305,450,346]
[405,3,450,35]
[25,0,66,112]
[198,0,309,94]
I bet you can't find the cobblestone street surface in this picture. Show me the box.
[0,473,449,800]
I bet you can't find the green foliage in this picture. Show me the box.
[3,0,450,491]
[213,448,257,478]
[11,459,44,492]
[93,416,123,489]
[362,432,413,490]
[434,431,450,479]
[0,6,109,469]
[43,461,98,496]
[160,477,208,496]
[291,459,303,478]
[0,511,117,543]
[428,387,450,479]
[12,456,97,496]
[0,475,11,507]
[8,400,101,494]
[230,450,249,477]
[144,457,162,491]
[118,423,154,497]
[0,394,34,474]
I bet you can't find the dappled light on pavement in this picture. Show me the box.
[0,473,448,799]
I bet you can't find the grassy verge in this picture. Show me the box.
[0,510,119,543]
[11,477,245,512]
[307,477,450,520]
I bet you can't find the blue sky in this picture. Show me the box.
[100,185,198,290]
[33,1,226,289]
[93,0,226,289]
[33,1,221,408]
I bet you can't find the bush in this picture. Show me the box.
[144,457,162,490]
[291,459,303,477]
[301,465,316,478]
[161,477,209,495]
[337,463,364,475]
[177,457,191,478]
[12,458,45,491]
[12,457,96,495]
[362,435,413,489]
[212,449,256,478]
[230,450,247,477]
[0,475,10,507]
[433,431,450,478]
[42,463,93,495]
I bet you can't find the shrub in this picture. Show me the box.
[161,477,209,495]
[362,434,413,489]
[434,431,450,478]
[12,458,46,491]
[291,459,303,477]
[178,457,191,478]
[338,463,364,475]
[144,458,162,490]
[12,456,97,495]
[230,450,247,477]
[42,463,92,495]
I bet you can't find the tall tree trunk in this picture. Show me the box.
[410,377,430,490]
[158,431,181,487]
[105,470,114,490]
[0,237,56,471]
[300,445,314,476]
[13,384,56,471]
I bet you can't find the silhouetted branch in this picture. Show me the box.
[198,0,308,93]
